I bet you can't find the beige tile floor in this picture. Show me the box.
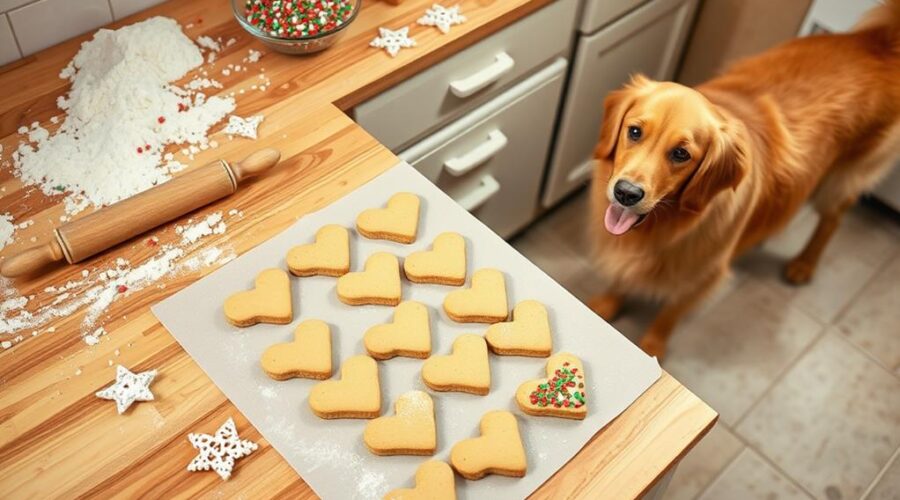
[511,188,900,500]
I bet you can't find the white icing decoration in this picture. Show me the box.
[223,115,264,139]
[369,27,416,58]
[417,4,466,34]
[187,417,258,480]
[95,364,157,414]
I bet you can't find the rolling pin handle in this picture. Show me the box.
[229,148,281,183]
[0,240,67,278]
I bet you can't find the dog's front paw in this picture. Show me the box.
[639,335,667,360]
[784,258,815,285]
[589,293,623,321]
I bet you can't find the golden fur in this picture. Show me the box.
[589,1,900,358]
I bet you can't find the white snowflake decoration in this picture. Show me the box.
[223,114,264,139]
[417,4,466,34]
[95,365,157,415]
[370,27,416,58]
[187,417,258,481]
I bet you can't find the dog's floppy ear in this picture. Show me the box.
[595,75,652,160]
[680,123,748,213]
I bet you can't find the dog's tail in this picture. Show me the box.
[854,0,900,51]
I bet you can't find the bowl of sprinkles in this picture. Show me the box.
[232,0,360,55]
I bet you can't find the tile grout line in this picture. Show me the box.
[860,445,900,499]
[839,329,900,380]
[106,0,116,21]
[688,420,746,500]
[827,250,900,378]
[6,0,116,58]
[831,329,900,381]
[729,245,897,428]
[828,250,897,328]
[749,446,818,500]
[731,322,830,429]
[690,443,747,500]
[721,432,819,499]
[0,0,42,16]
[729,331,899,500]
[693,445,817,500]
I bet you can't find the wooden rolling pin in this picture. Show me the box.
[0,148,281,278]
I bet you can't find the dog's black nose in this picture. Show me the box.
[614,180,644,206]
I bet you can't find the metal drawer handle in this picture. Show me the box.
[444,130,508,176]
[449,52,515,98]
[457,174,501,212]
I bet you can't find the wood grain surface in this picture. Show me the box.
[0,0,717,498]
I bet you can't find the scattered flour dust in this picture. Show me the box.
[0,213,14,251]
[176,211,226,244]
[0,211,239,347]
[262,415,389,499]
[12,17,235,214]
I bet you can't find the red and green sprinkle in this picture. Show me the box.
[529,362,586,409]
[244,0,355,38]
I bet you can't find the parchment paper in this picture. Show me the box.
[152,162,661,499]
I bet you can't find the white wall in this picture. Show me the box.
[0,0,163,66]
[799,0,879,34]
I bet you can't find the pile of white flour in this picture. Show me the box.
[12,17,235,212]
[0,17,271,350]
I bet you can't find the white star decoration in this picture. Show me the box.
[95,365,157,415]
[187,417,258,481]
[370,27,416,58]
[417,4,466,34]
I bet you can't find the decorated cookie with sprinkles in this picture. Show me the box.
[244,0,356,39]
[515,353,587,420]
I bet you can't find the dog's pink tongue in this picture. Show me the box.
[605,205,640,235]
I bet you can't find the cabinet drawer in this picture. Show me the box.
[581,0,649,33]
[543,0,698,207]
[355,0,577,152]
[400,59,567,239]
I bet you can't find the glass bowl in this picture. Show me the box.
[231,0,362,55]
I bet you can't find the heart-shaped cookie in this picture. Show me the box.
[286,224,350,277]
[515,353,587,420]
[223,268,292,327]
[260,319,332,380]
[364,301,431,359]
[384,461,456,500]
[356,192,421,244]
[421,334,490,395]
[309,355,381,419]
[363,390,436,456]
[403,232,466,286]
[336,252,402,306]
[443,268,508,323]
[484,300,552,357]
[450,410,527,480]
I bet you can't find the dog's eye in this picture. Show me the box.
[670,147,691,163]
[627,126,642,141]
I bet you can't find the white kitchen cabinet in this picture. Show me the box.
[354,0,577,153]
[542,0,699,207]
[581,0,649,33]
[400,59,567,239]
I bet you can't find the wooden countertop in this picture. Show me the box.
[0,0,717,498]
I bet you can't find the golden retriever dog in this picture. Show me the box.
[588,1,900,358]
